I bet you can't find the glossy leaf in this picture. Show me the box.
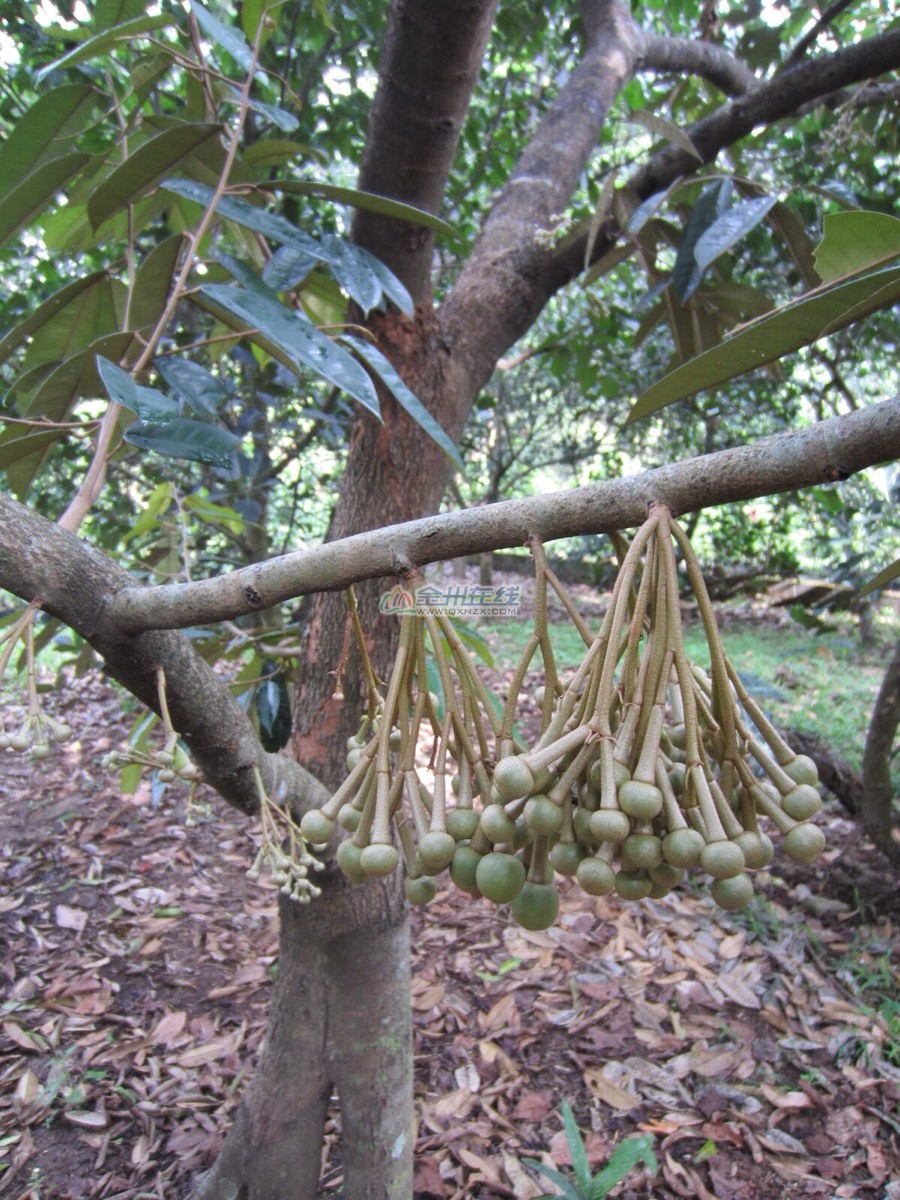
[155,357,228,418]
[0,85,98,186]
[273,180,460,240]
[342,336,463,470]
[626,186,674,235]
[768,201,819,288]
[189,0,265,81]
[693,194,778,275]
[627,264,900,422]
[201,283,381,415]
[320,234,383,313]
[255,673,292,752]
[0,154,90,250]
[97,356,178,423]
[0,271,107,368]
[262,244,319,291]
[245,97,299,132]
[36,14,175,80]
[357,250,414,317]
[129,234,185,335]
[215,252,281,298]
[124,417,241,466]
[88,124,222,230]
[813,210,900,284]
[673,178,733,301]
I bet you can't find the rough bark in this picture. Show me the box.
[861,637,900,862]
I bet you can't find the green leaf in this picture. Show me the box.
[0,153,90,250]
[262,244,319,291]
[589,1135,657,1200]
[182,492,243,534]
[92,0,148,27]
[273,180,460,240]
[255,673,292,752]
[447,619,494,667]
[813,211,900,284]
[0,271,108,368]
[36,13,175,80]
[124,417,241,466]
[19,332,134,420]
[245,97,299,132]
[626,264,900,423]
[320,234,383,313]
[0,85,98,186]
[201,283,381,415]
[626,188,672,235]
[155,358,228,418]
[767,200,820,288]
[520,1158,583,1200]
[189,0,265,81]
[88,124,222,230]
[242,139,315,170]
[97,356,177,423]
[122,481,175,544]
[859,557,900,597]
[342,336,462,468]
[560,1102,592,1196]
[347,247,414,317]
[20,276,122,372]
[627,110,702,161]
[0,427,68,477]
[673,178,733,301]
[215,251,281,298]
[693,194,778,275]
[129,234,185,335]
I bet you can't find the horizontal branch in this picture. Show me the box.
[638,33,758,96]
[104,397,900,633]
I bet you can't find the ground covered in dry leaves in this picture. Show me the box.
[1,658,898,1200]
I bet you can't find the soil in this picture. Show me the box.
[1,623,898,1200]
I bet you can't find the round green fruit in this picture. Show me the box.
[711,872,754,911]
[784,822,826,864]
[733,830,774,870]
[784,754,818,787]
[480,803,516,844]
[650,862,684,890]
[360,843,400,877]
[618,780,663,821]
[446,808,480,841]
[450,845,483,895]
[493,756,535,802]
[573,808,597,846]
[524,795,563,836]
[336,840,367,883]
[417,831,456,872]
[615,870,652,900]
[781,784,821,821]
[404,876,437,905]
[662,827,705,868]
[300,810,335,844]
[590,808,631,844]
[337,804,361,832]
[476,852,526,904]
[549,841,585,876]
[700,840,745,880]
[622,833,663,871]
[511,882,559,930]
[576,857,616,896]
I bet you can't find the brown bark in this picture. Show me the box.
[861,638,900,862]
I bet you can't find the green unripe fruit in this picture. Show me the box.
[511,882,559,930]
[480,804,516,844]
[476,852,526,904]
[576,857,616,896]
[524,795,563,836]
[404,876,437,905]
[733,830,774,870]
[493,756,535,801]
[336,840,367,883]
[711,872,754,911]
[589,758,630,793]
[388,728,402,751]
[346,747,363,770]
[417,831,456,872]
[590,808,631,844]
[531,765,554,794]
[668,763,686,796]
[347,734,365,751]
[450,845,483,895]
[512,816,533,850]
[669,723,687,750]
[662,827,706,868]
[300,810,335,844]
[451,773,461,795]
[51,723,73,744]
[622,833,663,871]
[360,843,400,877]
[650,862,684,890]
[615,869,652,900]
[618,780,663,821]
[337,804,361,832]
[701,840,745,880]
[446,808,480,841]
[156,766,176,782]
[156,749,175,766]
[31,743,52,762]
[9,733,30,752]
[573,808,597,846]
[549,841,585,876]
[784,822,826,864]
[781,784,821,821]
[784,754,818,787]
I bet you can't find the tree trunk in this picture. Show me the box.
[861,636,900,861]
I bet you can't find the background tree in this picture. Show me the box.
[1,1,899,1197]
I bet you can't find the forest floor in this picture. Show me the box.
[1,598,898,1200]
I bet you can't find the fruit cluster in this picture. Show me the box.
[299,507,825,928]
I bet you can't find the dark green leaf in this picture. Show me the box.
[255,674,292,752]
[693,194,778,275]
[20,275,122,372]
[626,189,671,235]
[0,427,68,475]
[189,0,265,80]
[589,1135,657,1200]
[273,180,460,240]
[36,14,175,80]
[129,234,185,334]
[262,244,319,291]
[673,179,733,301]
[0,271,108,368]
[355,249,414,317]
[124,417,241,466]
[0,153,90,250]
[520,1158,582,1200]
[561,1102,592,1195]
[88,123,222,230]
[0,85,98,186]
[155,358,228,418]
[627,264,900,422]
[216,251,281,298]
[201,284,381,415]
[342,336,462,468]
[92,0,148,28]
[97,356,178,423]
[19,332,134,420]
[245,97,299,132]
[320,234,383,313]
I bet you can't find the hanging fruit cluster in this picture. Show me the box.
[298,506,825,928]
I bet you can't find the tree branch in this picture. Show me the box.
[782,0,856,70]
[44,396,896,632]
[637,33,758,96]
